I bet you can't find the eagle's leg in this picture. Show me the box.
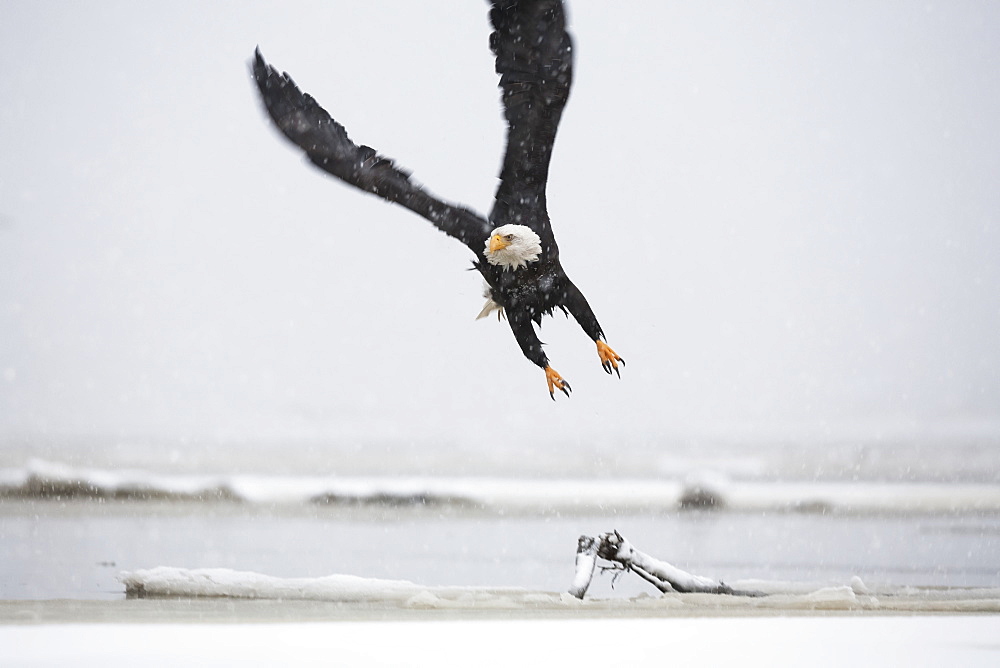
[507,310,572,400]
[545,366,572,400]
[559,278,624,380]
[596,340,625,378]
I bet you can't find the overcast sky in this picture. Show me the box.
[1,1,998,464]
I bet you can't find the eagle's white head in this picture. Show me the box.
[484,224,542,270]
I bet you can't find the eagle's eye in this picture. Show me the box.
[505,234,514,241]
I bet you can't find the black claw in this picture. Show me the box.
[614,366,621,379]
[550,383,571,400]
[549,375,571,400]
[620,358,625,367]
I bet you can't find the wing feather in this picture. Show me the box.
[252,48,491,253]
[488,0,573,242]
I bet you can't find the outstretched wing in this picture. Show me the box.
[488,0,573,245]
[252,48,492,253]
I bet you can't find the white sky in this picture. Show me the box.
[1,1,998,460]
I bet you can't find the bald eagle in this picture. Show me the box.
[252,0,623,399]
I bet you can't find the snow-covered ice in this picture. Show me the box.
[118,566,1000,613]
[120,566,535,607]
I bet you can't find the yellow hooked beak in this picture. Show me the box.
[489,234,510,252]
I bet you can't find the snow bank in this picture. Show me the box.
[5,459,1000,513]
[121,567,562,608]
[122,567,427,602]
[120,567,1000,613]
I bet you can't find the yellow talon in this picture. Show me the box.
[596,340,624,377]
[544,366,572,400]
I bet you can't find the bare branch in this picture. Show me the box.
[570,530,762,599]
[568,535,599,599]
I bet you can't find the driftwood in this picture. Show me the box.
[570,531,756,599]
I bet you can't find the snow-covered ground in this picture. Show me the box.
[3,616,1000,667]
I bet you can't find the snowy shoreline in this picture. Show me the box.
[3,459,999,514]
